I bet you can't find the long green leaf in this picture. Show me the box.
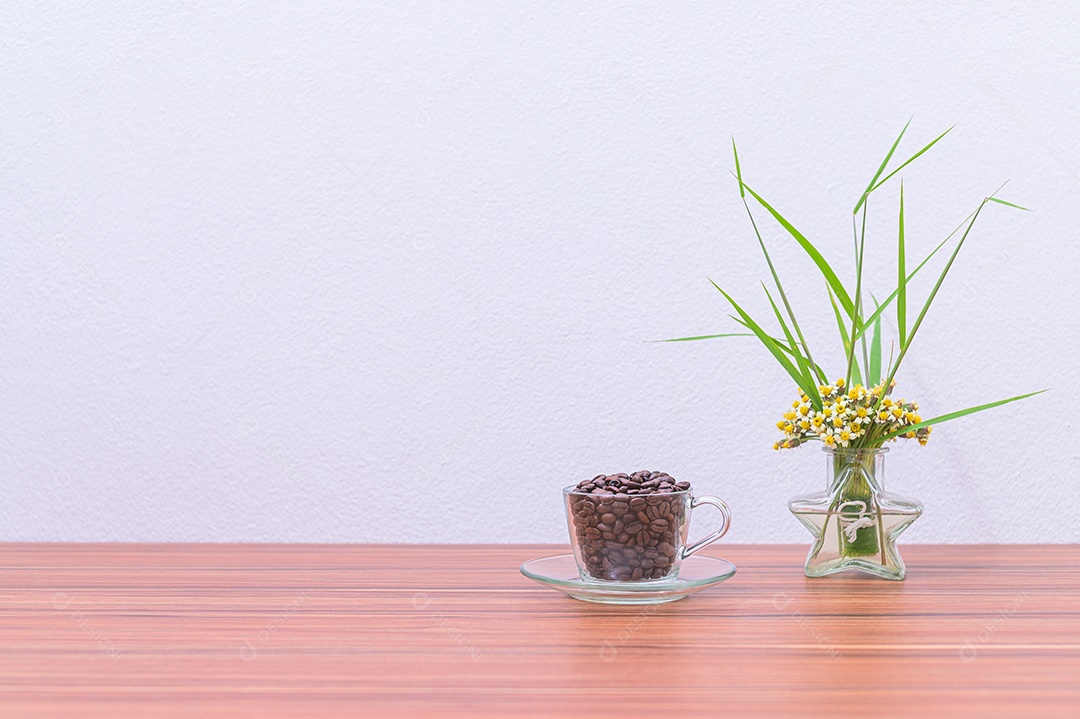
[852,231,952,343]
[657,326,826,379]
[846,203,868,386]
[987,196,1031,211]
[873,198,989,412]
[732,137,745,198]
[710,279,819,400]
[653,333,753,342]
[738,186,825,383]
[763,285,821,409]
[742,181,855,318]
[825,285,850,387]
[867,126,954,195]
[729,317,827,378]
[853,117,910,215]
[826,285,861,386]
[898,180,907,346]
[878,389,1048,442]
[869,305,882,386]
[827,285,850,350]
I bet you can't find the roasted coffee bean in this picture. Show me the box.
[624,522,644,535]
[650,519,669,532]
[629,497,646,511]
[600,513,616,524]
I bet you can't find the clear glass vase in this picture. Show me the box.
[788,447,922,580]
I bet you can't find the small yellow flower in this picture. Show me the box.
[835,378,846,388]
[812,416,825,427]
[823,434,837,447]
[832,417,844,428]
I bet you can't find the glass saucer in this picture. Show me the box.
[519,554,737,604]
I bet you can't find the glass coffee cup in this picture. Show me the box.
[564,484,731,583]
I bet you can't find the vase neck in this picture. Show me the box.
[826,448,886,492]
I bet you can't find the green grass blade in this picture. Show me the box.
[710,279,820,400]
[850,350,863,387]
[660,323,825,380]
[846,204,868,386]
[898,180,907,347]
[853,230,953,343]
[987,196,1031,211]
[732,137,745,198]
[868,126,954,194]
[878,389,1048,442]
[653,333,753,342]
[853,116,910,215]
[739,197,825,383]
[763,285,821,409]
[827,285,850,350]
[729,317,825,376]
[742,181,855,317]
[873,197,990,411]
[869,309,882,386]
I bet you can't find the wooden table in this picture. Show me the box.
[1,544,1078,717]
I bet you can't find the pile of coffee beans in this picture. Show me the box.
[568,471,691,581]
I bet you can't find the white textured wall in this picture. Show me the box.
[2,2,1077,543]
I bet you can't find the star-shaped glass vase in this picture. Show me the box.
[788,446,922,580]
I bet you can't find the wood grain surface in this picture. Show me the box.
[1,543,1078,718]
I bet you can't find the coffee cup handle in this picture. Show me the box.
[680,495,732,559]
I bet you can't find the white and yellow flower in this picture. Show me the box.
[773,379,930,450]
